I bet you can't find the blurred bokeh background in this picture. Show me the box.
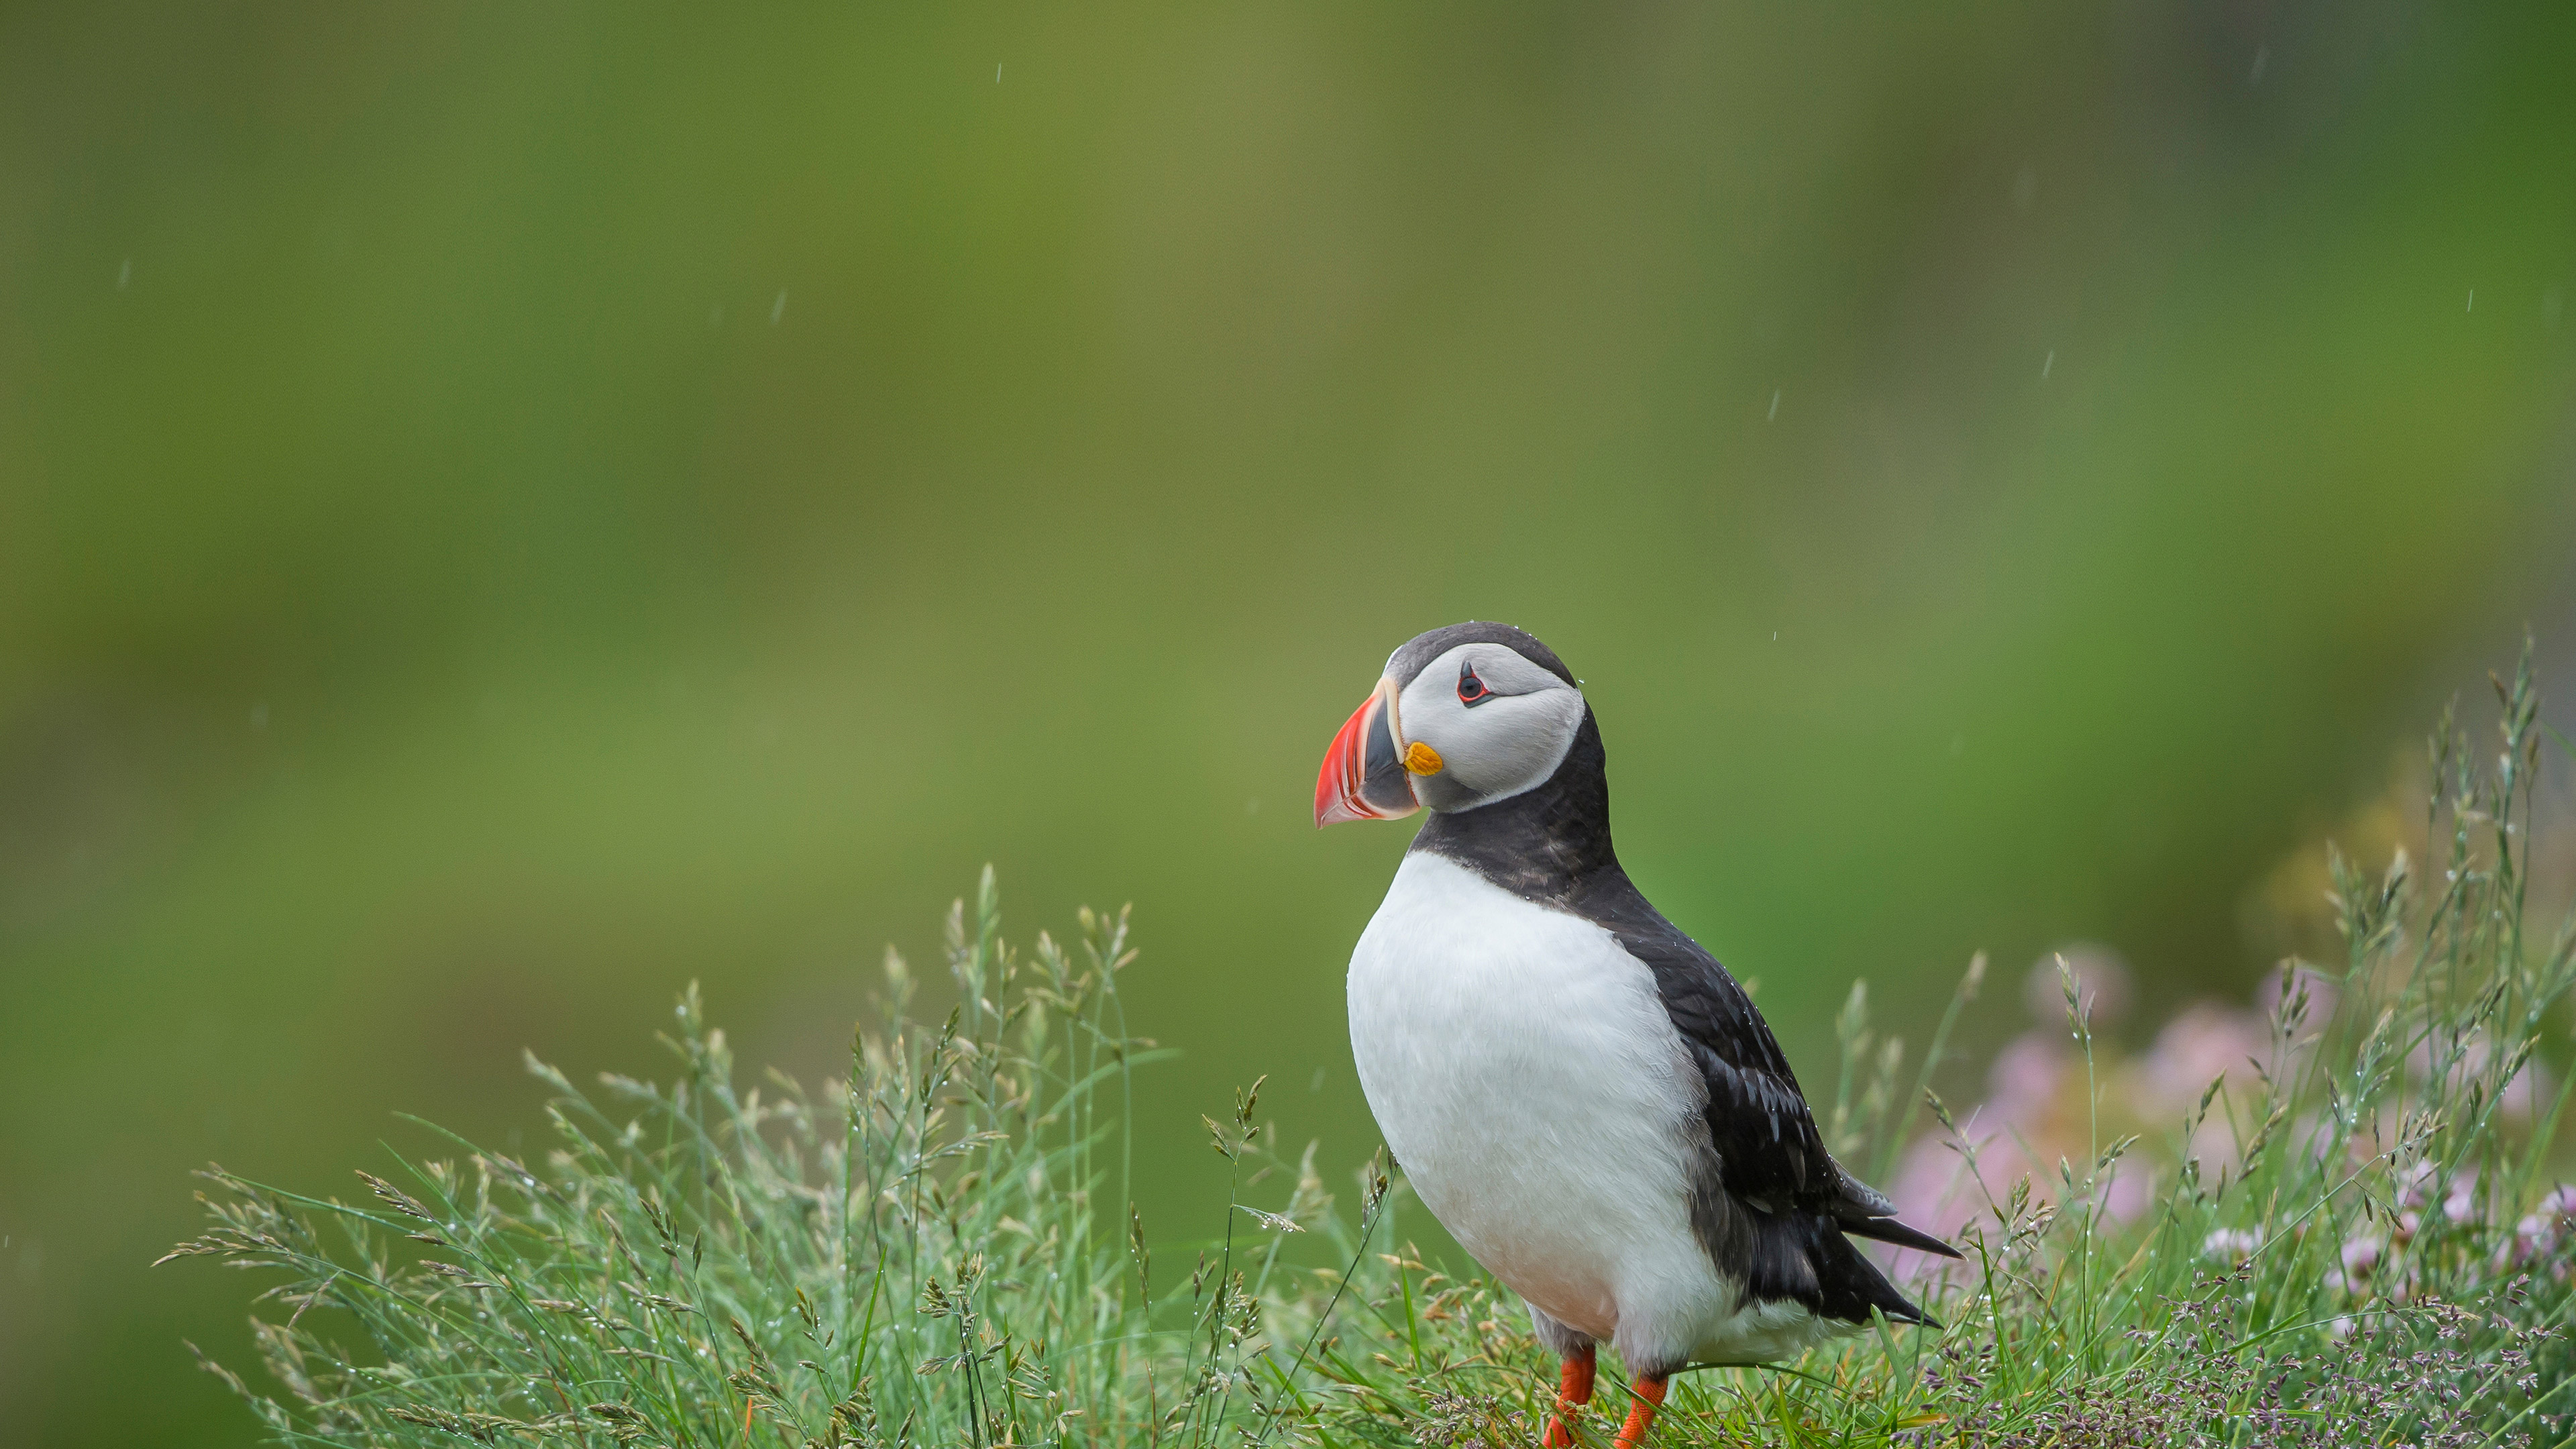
[4,3,2573,1444]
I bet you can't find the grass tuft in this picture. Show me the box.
[176,648,2576,1446]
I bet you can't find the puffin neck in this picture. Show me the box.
[1408,708,1617,907]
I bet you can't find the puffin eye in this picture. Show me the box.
[1456,661,1493,707]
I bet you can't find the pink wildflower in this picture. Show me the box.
[2203,1228,2260,1265]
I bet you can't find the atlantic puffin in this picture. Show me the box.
[1316,622,1957,1448]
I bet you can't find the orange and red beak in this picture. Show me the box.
[1316,677,1421,826]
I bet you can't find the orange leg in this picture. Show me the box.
[1544,1345,1596,1447]
[1612,1376,1667,1449]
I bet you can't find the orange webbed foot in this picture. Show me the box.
[1611,1375,1666,1449]
[1544,1345,1596,1447]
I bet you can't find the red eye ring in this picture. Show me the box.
[1457,661,1493,707]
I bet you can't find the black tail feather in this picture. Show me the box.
[1808,1220,1943,1330]
[1839,1214,1964,1260]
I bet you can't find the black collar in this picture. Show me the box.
[1409,707,1621,908]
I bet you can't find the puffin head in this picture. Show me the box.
[1314,622,1587,826]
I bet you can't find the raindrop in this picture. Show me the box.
[2249,46,2268,83]
[2043,350,2055,380]
[771,290,787,325]
[1766,389,1781,422]
[117,257,131,289]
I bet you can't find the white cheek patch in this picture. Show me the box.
[1436,691,1587,804]
[1397,646,1586,810]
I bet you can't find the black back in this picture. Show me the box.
[1411,686,1954,1344]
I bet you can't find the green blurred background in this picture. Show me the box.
[4,3,2573,1444]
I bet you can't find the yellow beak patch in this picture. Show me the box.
[1401,741,1444,775]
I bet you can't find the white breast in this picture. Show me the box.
[1345,852,1741,1368]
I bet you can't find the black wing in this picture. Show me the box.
[1569,868,1960,1328]
[1404,706,1958,1333]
